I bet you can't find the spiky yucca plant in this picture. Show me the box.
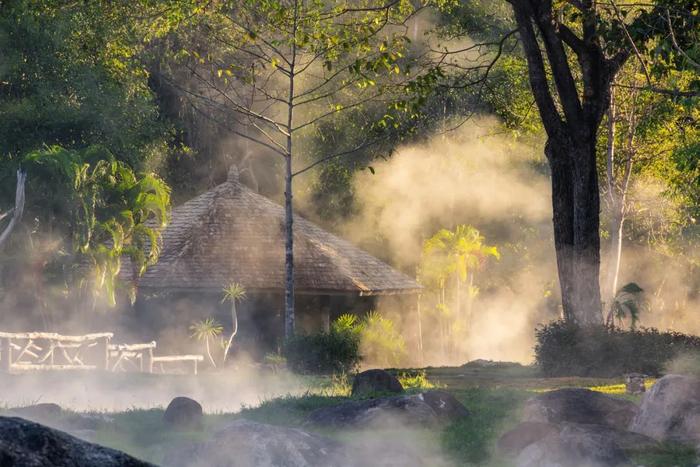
[190,318,223,368]
[221,282,246,364]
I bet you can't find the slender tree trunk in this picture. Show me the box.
[205,338,216,368]
[466,271,474,324]
[605,90,622,302]
[0,170,26,250]
[284,0,298,339]
[284,152,295,338]
[223,301,238,364]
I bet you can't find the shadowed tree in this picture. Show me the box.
[500,0,699,324]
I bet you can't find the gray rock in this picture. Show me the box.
[497,422,560,456]
[420,390,470,420]
[11,403,62,420]
[515,423,629,467]
[163,419,350,467]
[629,374,700,444]
[0,416,153,466]
[304,390,469,429]
[500,421,657,459]
[351,369,403,397]
[163,396,202,430]
[522,388,638,430]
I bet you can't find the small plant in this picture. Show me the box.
[606,282,648,329]
[360,311,407,367]
[398,370,438,390]
[189,318,223,368]
[264,352,287,373]
[221,282,246,363]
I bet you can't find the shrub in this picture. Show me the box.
[535,320,700,377]
[284,327,361,375]
[359,311,408,367]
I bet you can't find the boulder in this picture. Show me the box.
[163,419,350,467]
[419,390,470,420]
[304,390,469,429]
[351,369,403,397]
[499,421,657,458]
[629,374,700,444]
[497,422,560,456]
[522,388,638,430]
[163,396,203,430]
[0,416,152,466]
[515,423,629,467]
[11,403,62,420]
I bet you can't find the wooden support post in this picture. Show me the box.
[1,338,12,372]
[320,295,331,333]
[96,336,109,371]
[416,294,424,367]
[192,359,198,376]
[144,348,154,374]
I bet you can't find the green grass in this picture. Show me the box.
[442,388,530,466]
[628,444,700,467]
[4,366,698,466]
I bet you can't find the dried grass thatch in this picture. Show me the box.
[125,168,420,296]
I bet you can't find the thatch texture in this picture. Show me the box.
[126,169,420,295]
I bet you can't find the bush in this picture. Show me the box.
[284,327,361,375]
[535,320,700,377]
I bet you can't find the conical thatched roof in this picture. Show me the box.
[128,167,420,295]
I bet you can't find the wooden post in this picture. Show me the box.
[144,348,154,374]
[320,295,331,332]
[416,293,424,366]
[1,338,12,372]
[96,336,109,371]
[192,359,198,376]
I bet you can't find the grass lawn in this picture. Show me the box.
[4,364,699,466]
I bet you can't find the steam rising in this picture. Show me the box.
[327,119,559,365]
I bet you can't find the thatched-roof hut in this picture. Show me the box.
[127,167,420,354]
[132,166,419,295]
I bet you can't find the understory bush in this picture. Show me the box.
[535,320,700,377]
[284,311,408,374]
[284,327,361,375]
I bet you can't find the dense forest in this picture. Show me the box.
[0,0,698,365]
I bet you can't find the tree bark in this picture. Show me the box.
[0,170,26,250]
[284,152,295,338]
[546,136,602,324]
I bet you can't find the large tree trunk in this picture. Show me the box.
[546,137,602,325]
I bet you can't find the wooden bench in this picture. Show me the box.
[109,341,156,373]
[152,355,204,375]
[0,332,113,372]
[0,332,204,375]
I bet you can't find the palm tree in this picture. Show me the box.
[189,318,223,368]
[420,225,500,357]
[423,225,500,321]
[221,282,246,364]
